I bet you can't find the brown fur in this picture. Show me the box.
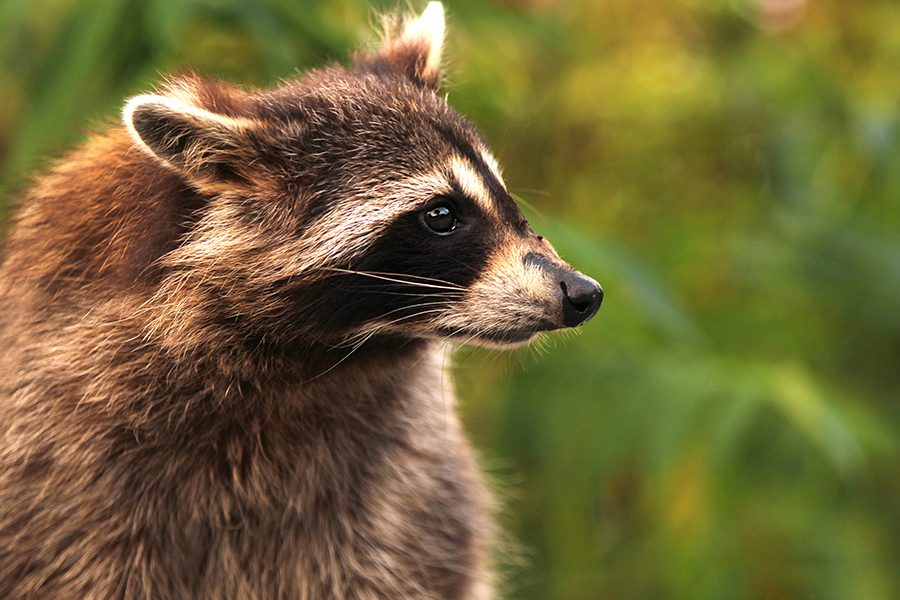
[0,118,495,598]
[0,4,601,598]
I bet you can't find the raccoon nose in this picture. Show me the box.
[560,271,603,327]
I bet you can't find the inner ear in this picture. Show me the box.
[357,2,445,89]
[123,94,259,186]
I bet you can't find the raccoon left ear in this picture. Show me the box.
[123,94,261,190]
[358,2,445,89]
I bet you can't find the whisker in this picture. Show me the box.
[338,302,455,342]
[303,329,379,382]
[338,306,454,347]
[343,287,465,299]
[509,191,547,219]
[437,253,481,276]
[370,308,449,330]
[347,269,468,288]
[321,267,466,291]
[307,305,456,380]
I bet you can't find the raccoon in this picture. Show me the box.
[0,3,602,599]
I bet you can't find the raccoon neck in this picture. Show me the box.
[115,324,438,436]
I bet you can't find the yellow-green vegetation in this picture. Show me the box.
[1,1,898,598]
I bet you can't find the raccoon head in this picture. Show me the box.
[123,2,602,355]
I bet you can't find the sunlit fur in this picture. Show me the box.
[0,4,597,599]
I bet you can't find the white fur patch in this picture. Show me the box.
[449,157,496,217]
[402,2,445,83]
[283,169,456,276]
[478,147,506,188]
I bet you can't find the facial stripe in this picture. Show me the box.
[448,157,495,217]
[478,147,506,188]
[431,121,523,224]
[285,170,454,276]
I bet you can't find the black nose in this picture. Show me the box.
[560,271,603,327]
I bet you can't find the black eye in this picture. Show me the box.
[421,204,458,235]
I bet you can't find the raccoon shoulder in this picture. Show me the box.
[2,127,203,298]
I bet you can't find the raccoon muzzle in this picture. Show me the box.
[524,251,603,328]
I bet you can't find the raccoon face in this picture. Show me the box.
[123,2,601,352]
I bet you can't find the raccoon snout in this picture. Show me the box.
[559,271,603,327]
[524,252,603,328]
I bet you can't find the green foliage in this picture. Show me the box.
[1,1,898,598]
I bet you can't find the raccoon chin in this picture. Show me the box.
[435,323,552,349]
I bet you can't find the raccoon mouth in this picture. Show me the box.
[438,320,557,346]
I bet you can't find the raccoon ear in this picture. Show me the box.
[360,1,445,89]
[123,94,260,188]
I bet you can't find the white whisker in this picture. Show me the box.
[322,267,466,291]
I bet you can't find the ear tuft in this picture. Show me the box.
[357,2,446,89]
[403,2,445,83]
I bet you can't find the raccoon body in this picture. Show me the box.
[0,4,602,599]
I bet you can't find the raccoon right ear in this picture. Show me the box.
[123,94,260,189]
[358,2,445,89]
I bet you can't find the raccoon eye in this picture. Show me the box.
[421,205,458,235]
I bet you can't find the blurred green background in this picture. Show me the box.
[1,0,898,598]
